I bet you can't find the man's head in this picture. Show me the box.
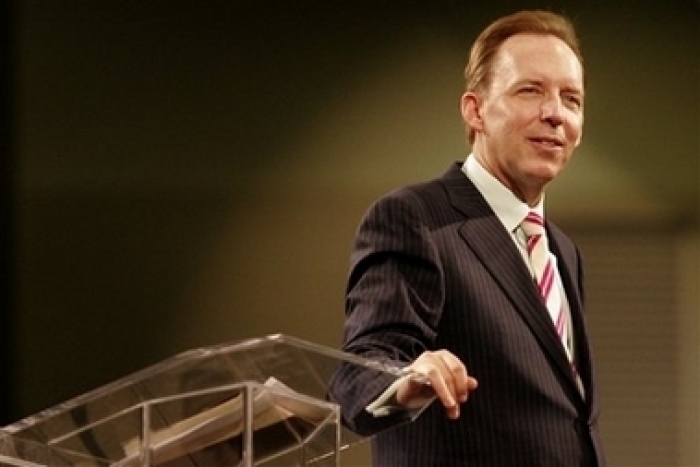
[460,10,585,205]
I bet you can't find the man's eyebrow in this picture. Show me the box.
[562,85,584,97]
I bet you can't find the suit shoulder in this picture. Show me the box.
[358,177,462,234]
[376,175,450,208]
[359,163,474,226]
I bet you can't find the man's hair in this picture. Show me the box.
[463,10,583,142]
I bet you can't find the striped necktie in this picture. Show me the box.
[520,212,570,358]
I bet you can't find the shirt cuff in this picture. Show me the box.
[365,374,434,418]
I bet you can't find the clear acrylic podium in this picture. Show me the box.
[1,334,404,466]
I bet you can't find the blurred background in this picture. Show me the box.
[1,0,698,465]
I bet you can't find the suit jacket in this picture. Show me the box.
[329,163,605,466]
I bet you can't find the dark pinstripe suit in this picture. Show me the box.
[329,163,604,466]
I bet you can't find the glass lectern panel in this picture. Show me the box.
[2,334,404,466]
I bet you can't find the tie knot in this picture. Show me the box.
[521,211,545,238]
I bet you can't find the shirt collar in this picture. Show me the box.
[461,153,545,232]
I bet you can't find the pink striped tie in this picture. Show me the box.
[520,212,569,358]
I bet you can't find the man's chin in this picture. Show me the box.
[529,163,565,184]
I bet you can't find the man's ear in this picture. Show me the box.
[460,92,484,132]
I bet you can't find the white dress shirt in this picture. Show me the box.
[462,154,576,364]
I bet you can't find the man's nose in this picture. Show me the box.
[540,97,564,126]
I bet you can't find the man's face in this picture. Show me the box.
[462,33,584,204]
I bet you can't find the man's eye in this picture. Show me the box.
[564,94,582,108]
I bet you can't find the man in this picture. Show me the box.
[329,10,605,467]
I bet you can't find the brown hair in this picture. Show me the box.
[464,10,583,142]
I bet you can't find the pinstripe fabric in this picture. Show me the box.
[329,163,604,466]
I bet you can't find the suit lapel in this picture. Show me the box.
[439,164,582,399]
[548,226,595,406]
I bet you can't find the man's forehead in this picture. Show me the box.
[492,34,583,85]
[497,34,578,61]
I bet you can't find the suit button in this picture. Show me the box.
[573,418,592,434]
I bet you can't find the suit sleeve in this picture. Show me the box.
[328,188,445,435]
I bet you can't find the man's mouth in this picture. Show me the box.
[529,137,563,148]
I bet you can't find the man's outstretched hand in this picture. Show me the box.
[396,350,479,419]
